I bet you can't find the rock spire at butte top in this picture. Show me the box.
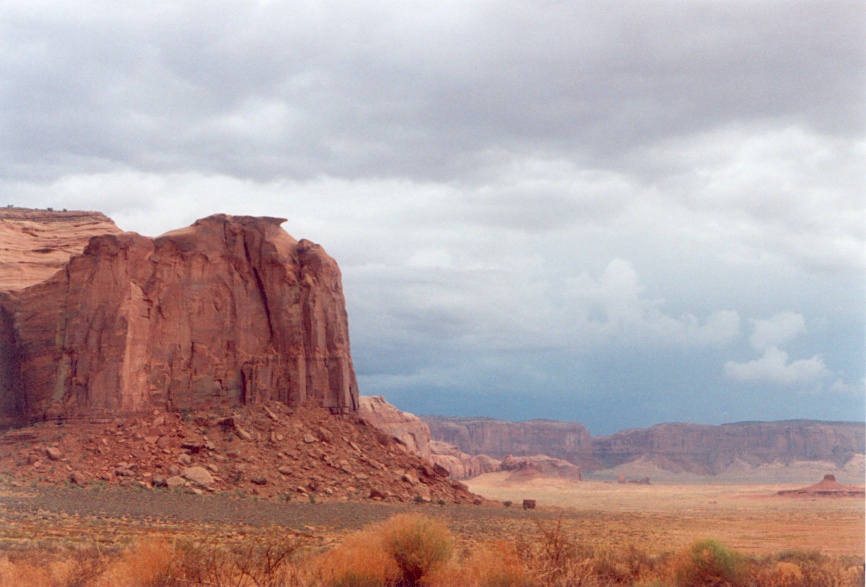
[0,208,359,427]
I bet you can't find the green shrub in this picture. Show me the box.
[674,539,746,587]
[380,514,453,586]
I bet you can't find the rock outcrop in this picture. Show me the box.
[776,473,865,497]
[358,396,431,460]
[500,454,583,480]
[0,210,359,427]
[428,440,501,479]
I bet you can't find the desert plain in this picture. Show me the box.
[0,473,862,564]
[468,474,865,557]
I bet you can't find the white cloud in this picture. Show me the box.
[829,379,866,396]
[564,259,741,349]
[749,311,807,351]
[724,346,828,386]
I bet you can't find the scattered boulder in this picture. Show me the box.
[180,440,204,453]
[166,476,186,489]
[68,471,87,485]
[45,447,62,461]
[369,488,388,500]
[182,466,215,489]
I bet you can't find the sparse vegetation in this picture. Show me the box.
[0,513,862,587]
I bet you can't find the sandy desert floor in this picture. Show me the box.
[0,476,862,561]
[466,473,865,557]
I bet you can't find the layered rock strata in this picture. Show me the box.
[589,420,865,474]
[0,210,359,426]
[0,207,121,292]
[424,416,593,465]
[424,416,865,476]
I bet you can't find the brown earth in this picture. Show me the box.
[0,403,478,505]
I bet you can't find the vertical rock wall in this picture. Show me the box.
[0,212,359,425]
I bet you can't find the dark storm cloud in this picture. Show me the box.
[1,1,862,183]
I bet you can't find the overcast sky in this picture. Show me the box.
[1,1,863,434]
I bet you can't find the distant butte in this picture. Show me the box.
[777,474,865,498]
[0,208,359,427]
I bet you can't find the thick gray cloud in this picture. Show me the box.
[1,0,863,432]
[3,1,863,181]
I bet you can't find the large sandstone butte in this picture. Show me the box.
[0,208,359,427]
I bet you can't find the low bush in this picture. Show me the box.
[674,539,747,587]
[381,513,453,586]
[312,530,399,587]
[314,513,451,587]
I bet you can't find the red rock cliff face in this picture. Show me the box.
[0,212,359,425]
[423,417,593,464]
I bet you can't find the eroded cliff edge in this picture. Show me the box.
[0,210,359,426]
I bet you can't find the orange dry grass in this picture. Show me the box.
[427,540,534,587]
[310,530,399,586]
[96,539,174,587]
[0,549,105,587]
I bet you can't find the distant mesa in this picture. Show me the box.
[0,207,359,428]
[424,416,865,482]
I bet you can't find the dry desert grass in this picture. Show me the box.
[0,511,863,587]
[0,478,863,586]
